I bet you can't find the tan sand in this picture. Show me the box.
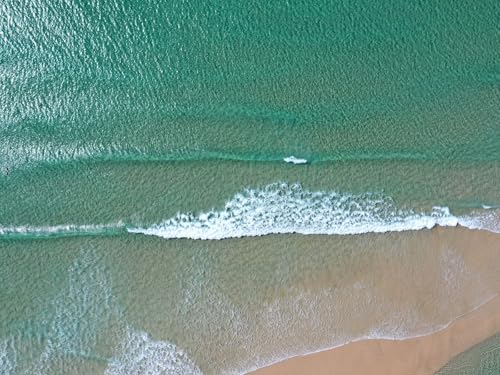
[249,229,500,375]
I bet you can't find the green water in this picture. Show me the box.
[1,0,499,235]
[1,0,499,373]
[2,0,499,170]
[436,333,500,375]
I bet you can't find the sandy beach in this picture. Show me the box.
[249,228,500,375]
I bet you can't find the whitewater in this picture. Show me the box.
[2,183,498,240]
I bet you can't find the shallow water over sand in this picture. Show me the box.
[1,228,499,374]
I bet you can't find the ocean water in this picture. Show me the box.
[436,332,500,375]
[1,0,499,374]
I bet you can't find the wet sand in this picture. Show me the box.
[249,228,500,375]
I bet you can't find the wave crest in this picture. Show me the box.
[0,223,125,239]
[1,184,497,240]
[128,183,499,240]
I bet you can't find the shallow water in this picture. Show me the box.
[1,229,500,374]
[437,332,500,375]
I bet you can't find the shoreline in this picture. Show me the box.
[248,283,500,375]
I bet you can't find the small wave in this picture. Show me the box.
[283,156,308,164]
[3,140,499,174]
[128,183,500,240]
[481,204,499,209]
[0,223,126,239]
[1,143,313,174]
[2,185,497,241]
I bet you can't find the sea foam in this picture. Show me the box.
[0,223,125,239]
[1,184,497,241]
[0,340,16,375]
[0,249,204,375]
[105,329,203,375]
[283,156,308,164]
[128,183,499,240]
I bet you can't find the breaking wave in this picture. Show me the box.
[1,183,498,241]
[129,183,500,240]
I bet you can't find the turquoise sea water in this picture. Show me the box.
[1,0,499,373]
[2,0,499,171]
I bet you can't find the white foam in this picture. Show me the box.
[0,222,124,238]
[105,329,203,375]
[0,340,16,375]
[457,211,500,233]
[128,183,499,240]
[481,204,498,209]
[10,249,205,375]
[283,156,308,164]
